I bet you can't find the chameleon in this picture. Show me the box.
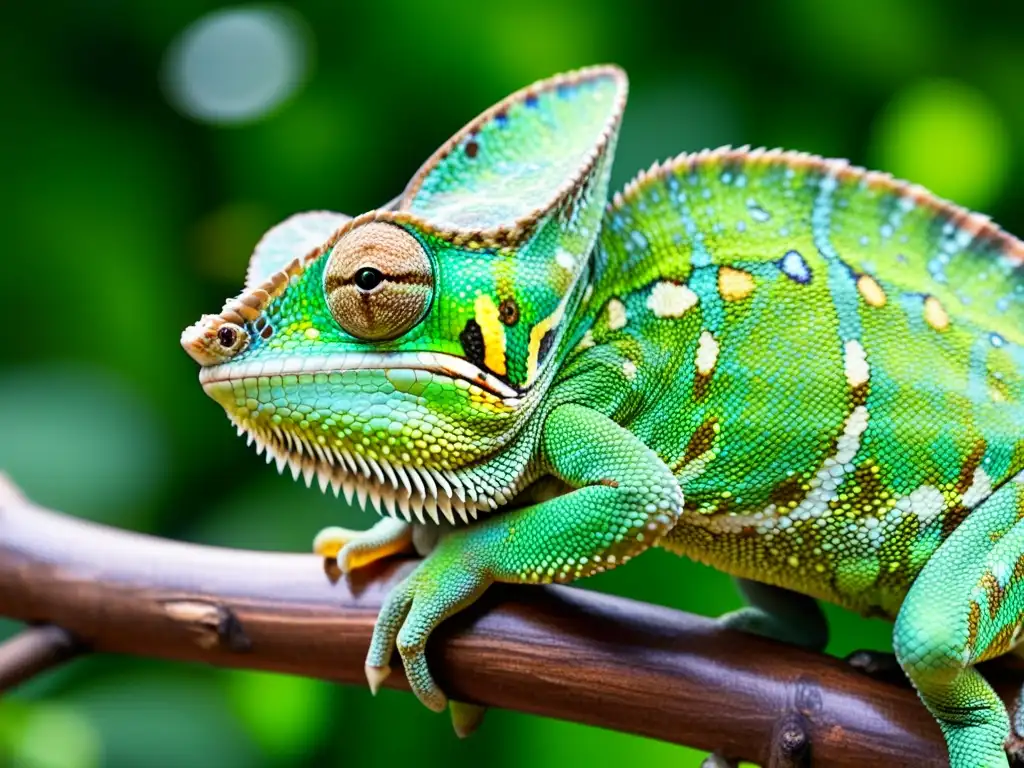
[181,65,1024,766]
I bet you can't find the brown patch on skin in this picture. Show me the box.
[1014,552,1024,583]
[849,382,869,408]
[985,622,1019,660]
[768,475,807,509]
[979,571,1004,620]
[942,504,971,539]
[966,600,982,655]
[681,418,719,467]
[941,444,986,540]
[956,440,988,495]
[693,372,711,401]
[597,478,620,488]
[465,139,479,158]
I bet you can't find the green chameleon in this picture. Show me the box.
[182,66,1024,766]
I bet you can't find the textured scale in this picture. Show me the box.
[183,67,1024,766]
[573,148,1024,616]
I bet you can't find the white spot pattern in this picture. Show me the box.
[647,281,698,318]
[843,340,870,388]
[894,485,945,526]
[961,467,993,509]
[754,406,870,532]
[695,331,719,375]
[607,298,627,330]
[555,248,576,273]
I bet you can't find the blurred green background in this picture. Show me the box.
[2,0,1022,765]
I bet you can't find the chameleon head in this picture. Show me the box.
[181,215,543,525]
[181,65,627,526]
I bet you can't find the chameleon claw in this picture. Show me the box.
[365,663,391,695]
[449,700,487,739]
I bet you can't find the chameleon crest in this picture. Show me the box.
[185,67,1024,766]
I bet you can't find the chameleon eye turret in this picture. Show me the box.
[323,221,434,341]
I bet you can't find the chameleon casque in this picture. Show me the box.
[181,66,1024,766]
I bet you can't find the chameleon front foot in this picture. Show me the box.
[364,540,492,713]
[312,516,412,573]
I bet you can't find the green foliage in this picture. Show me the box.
[870,79,1012,209]
[2,1,1021,766]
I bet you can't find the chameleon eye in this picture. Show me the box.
[323,222,434,341]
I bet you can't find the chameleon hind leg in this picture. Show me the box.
[894,478,1024,768]
[719,578,828,651]
[364,403,683,713]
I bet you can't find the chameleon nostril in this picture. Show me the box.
[217,326,237,348]
[499,298,520,326]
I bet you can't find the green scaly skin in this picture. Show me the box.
[182,66,1024,765]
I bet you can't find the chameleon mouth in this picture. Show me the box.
[199,350,521,402]
[226,413,523,525]
[202,350,530,525]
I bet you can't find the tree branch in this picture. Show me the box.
[0,475,1019,766]
[0,624,81,692]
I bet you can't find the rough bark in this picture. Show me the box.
[1,475,1019,766]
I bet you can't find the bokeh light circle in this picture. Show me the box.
[162,6,309,125]
[869,79,1012,211]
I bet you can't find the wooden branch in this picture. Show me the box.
[0,475,1019,766]
[0,624,81,692]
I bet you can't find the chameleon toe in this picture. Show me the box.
[449,700,486,739]
[364,663,391,696]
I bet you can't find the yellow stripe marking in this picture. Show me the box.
[474,294,507,375]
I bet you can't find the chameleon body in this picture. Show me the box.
[182,66,1024,766]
